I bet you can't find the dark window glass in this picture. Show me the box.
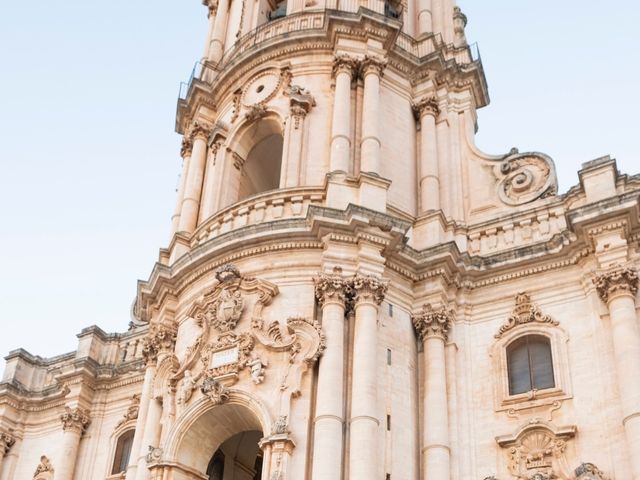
[111,430,135,474]
[507,335,555,395]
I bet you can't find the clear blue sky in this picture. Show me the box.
[0,1,638,359]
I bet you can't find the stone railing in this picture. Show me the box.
[467,207,568,256]
[192,187,326,247]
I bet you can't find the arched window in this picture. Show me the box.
[238,132,283,200]
[111,429,135,475]
[207,450,225,480]
[506,335,555,395]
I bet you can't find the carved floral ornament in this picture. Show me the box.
[495,150,558,206]
[412,96,440,120]
[142,323,177,365]
[188,121,212,142]
[495,292,559,339]
[60,406,91,434]
[411,304,454,341]
[593,266,639,304]
[332,54,387,80]
[170,264,325,408]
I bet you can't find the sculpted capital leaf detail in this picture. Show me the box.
[412,304,453,341]
[142,323,177,365]
[593,267,639,304]
[495,292,558,339]
[351,274,388,306]
[60,406,91,433]
[314,268,351,307]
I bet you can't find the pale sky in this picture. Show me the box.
[0,1,638,360]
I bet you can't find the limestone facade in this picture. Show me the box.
[1,1,639,479]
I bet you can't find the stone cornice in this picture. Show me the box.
[594,267,639,304]
[411,304,453,341]
[60,406,91,434]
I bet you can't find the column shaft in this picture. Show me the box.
[360,71,381,175]
[178,133,208,234]
[134,398,163,480]
[56,431,82,480]
[202,5,216,60]
[170,143,192,237]
[208,0,230,63]
[311,301,346,480]
[330,68,353,173]
[348,301,379,479]
[417,0,433,36]
[126,366,156,480]
[419,112,439,212]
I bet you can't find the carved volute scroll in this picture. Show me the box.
[593,266,639,304]
[411,304,454,341]
[412,96,440,120]
[60,406,91,434]
[495,292,558,339]
[495,151,558,206]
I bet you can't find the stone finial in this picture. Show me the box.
[142,323,177,365]
[412,96,440,120]
[332,54,359,79]
[593,267,639,304]
[453,6,468,46]
[494,292,558,338]
[314,267,351,307]
[180,137,193,158]
[0,431,15,456]
[411,304,453,341]
[60,407,91,434]
[351,274,388,307]
[188,122,211,141]
[33,455,54,478]
[359,55,387,78]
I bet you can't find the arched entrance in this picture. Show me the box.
[206,430,263,480]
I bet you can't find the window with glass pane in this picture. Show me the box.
[507,335,555,395]
[111,430,135,474]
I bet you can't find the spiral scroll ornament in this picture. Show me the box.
[497,151,557,206]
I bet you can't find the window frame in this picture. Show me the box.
[106,420,137,479]
[506,334,556,395]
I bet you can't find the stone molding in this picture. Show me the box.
[60,406,91,434]
[142,323,178,366]
[495,292,558,339]
[351,274,388,307]
[412,96,440,119]
[0,431,15,456]
[411,304,453,341]
[314,268,351,307]
[180,137,193,158]
[593,266,639,304]
[332,54,359,79]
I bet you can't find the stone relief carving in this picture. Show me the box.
[495,150,557,206]
[142,323,177,365]
[146,446,163,464]
[272,415,289,435]
[287,85,315,129]
[351,274,388,307]
[496,419,576,480]
[412,304,454,341]
[412,96,440,120]
[593,266,638,303]
[200,376,230,405]
[574,463,610,480]
[116,393,141,428]
[33,455,54,479]
[248,353,267,384]
[60,406,91,434]
[177,370,198,405]
[495,292,559,339]
[0,431,14,457]
[313,267,351,307]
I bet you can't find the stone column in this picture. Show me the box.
[330,55,358,174]
[57,407,91,480]
[594,267,640,478]
[202,1,217,60]
[208,0,230,63]
[311,270,350,480]
[413,97,440,213]
[0,431,15,475]
[135,398,163,480]
[412,304,453,480]
[170,137,193,237]
[417,0,432,36]
[284,89,315,187]
[127,323,177,480]
[360,56,387,176]
[178,123,210,235]
[348,274,387,479]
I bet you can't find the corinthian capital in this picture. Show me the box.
[359,55,387,78]
[314,268,351,307]
[351,274,387,307]
[594,267,639,303]
[142,323,177,365]
[188,122,212,142]
[180,137,193,158]
[0,431,15,456]
[412,96,440,119]
[60,407,91,434]
[332,54,359,79]
[411,304,453,341]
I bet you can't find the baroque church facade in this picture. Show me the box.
[1,1,639,479]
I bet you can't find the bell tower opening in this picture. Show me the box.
[238,133,283,200]
[206,430,264,480]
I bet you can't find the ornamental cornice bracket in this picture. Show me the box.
[411,303,454,341]
[495,292,558,339]
[593,266,638,304]
[60,406,91,434]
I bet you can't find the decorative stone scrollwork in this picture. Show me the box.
[593,267,639,304]
[496,419,576,480]
[180,137,193,158]
[200,376,230,405]
[411,304,454,341]
[288,85,315,129]
[33,455,54,479]
[412,96,440,120]
[116,393,141,428]
[314,267,351,307]
[495,292,558,339]
[245,104,268,122]
[60,406,91,434]
[332,54,359,78]
[146,446,163,464]
[142,323,177,365]
[272,415,289,435]
[351,274,388,307]
[496,151,557,206]
[575,463,610,480]
[188,122,211,141]
[359,55,387,78]
[0,431,14,456]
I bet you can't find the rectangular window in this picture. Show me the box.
[388,303,394,317]
[386,348,392,366]
[386,414,391,431]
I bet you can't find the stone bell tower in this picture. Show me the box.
[1,0,638,479]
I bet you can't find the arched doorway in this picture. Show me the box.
[206,430,263,480]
